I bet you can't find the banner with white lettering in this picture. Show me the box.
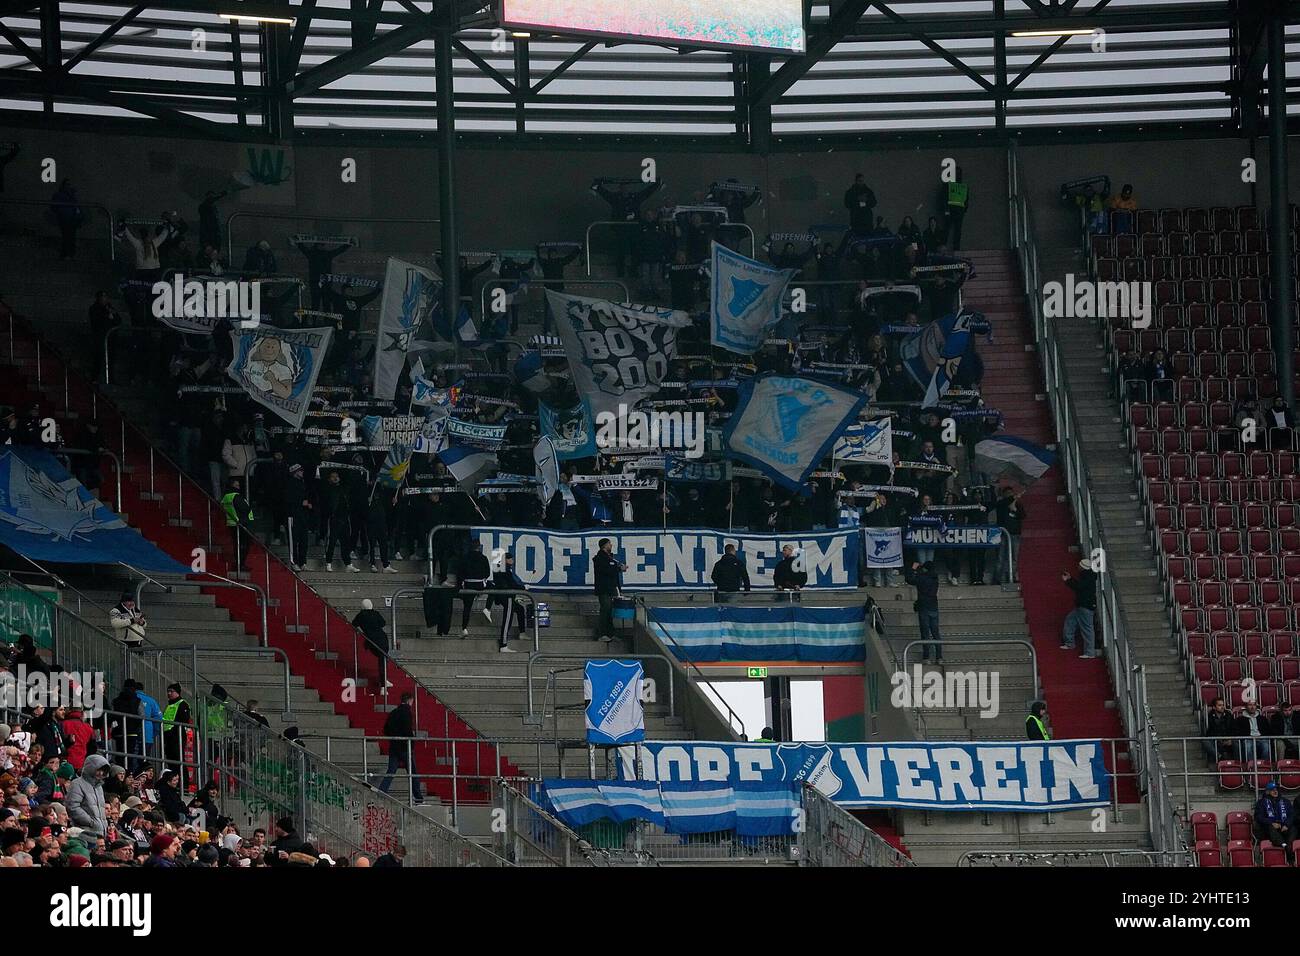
[547,290,691,419]
[468,527,860,591]
[904,526,1004,549]
[617,740,1110,811]
[709,241,796,354]
[863,527,904,568]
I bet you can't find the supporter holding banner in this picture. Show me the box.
[904,525,1004,548]
[470,527,860,590]
[974,435,1057,488]
[539,398,598,459]
[724,374,867,492]
[709,241,797,354]
[899,309,976,407]
[648,604,867,663]
[863,527,904,568]
[833,418,892,465]
[584,660,645,745]
[547,290,690,419]
[618,741,1111,811]
[226,325,332,429]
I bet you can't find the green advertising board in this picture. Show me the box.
[0,586,60,650]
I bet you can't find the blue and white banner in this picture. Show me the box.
[724,374,868,492]
[899,310,975,407]
[584,660,645,745]
[709,241,797,355]
[534,436,560,504]
[833,419,892,465]
[904,525,1004,549]
[410,376,455,409]
[0,447,188,572]
[437,437,495,483]
[547,290,690,419]
[648,605,866,663]
[863,527,904,568]
[538,780,801,836]
[226,324,333,429]
[665,456,729,483]
[974,435,1057,487]
[445,417,507,450]
[618,741,1111,811]
[538,398,597,460]
[374,257,440,400]
[469,527,860,591]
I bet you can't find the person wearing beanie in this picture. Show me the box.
[67,854,91,868]
[144,833,179,867]
[195,843,220,866]
[1026,702,1050,740]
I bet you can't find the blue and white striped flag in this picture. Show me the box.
[973,435,1056,487]
[648,605,867,663]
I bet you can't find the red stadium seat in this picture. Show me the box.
[1227,840,1256,866]
[1218,760,1245,790]
[1226,810,1253,839]
[1196,841,1223,867]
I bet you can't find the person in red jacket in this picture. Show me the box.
[61,710,97,772]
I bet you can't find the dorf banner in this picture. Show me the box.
[617,740,1111,812]
[469,526,861,591]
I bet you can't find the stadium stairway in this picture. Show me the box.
[1027,206,1222,818]
[961,248,1138,805]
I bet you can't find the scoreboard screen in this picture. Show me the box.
[500,0,806,54]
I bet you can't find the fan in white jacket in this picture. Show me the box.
[109,594,147,647]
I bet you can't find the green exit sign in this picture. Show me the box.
[747,667,768,679]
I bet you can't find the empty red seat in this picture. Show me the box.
[1196,840,1223,867]
[1226,809,1253,839]
[1278,759,1300,790]
[1262,844,1288,866]
[1227,839,1256,866]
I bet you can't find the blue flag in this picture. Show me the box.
[899,310,978,407]
[0,447,187,572]
[226,324,333,429]
[709,241,796,354]
[584,659,645,744]
[538,398,597,460]
[723,373,867,492]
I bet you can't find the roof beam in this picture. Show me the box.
[286,13,436,97]
[753,0,873,109]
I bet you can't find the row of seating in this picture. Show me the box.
[1141,450,1295,481]
[1133,402,1261,430]
[1175,580,1300,610]
[1189,632,1300,658]
[1152,499,1300,530]
[1147,477,1300,505]
[1117,326,1275,356]
[1098,253,1284,283]
[1194,655,1300,684]
[1109,301,1295,332]
[1109,205,1276,236]
[1136,427,1295,456]
[1093,230,1274,260]
[1181,605,1300,634]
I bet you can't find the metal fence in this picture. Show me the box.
[492,779,608,867]
[800,784,916,868]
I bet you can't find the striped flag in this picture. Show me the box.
[973,435,1056,488]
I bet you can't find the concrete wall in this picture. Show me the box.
[3,128,1295,265]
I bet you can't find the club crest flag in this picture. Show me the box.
[534,435,561,504]
[833,418,892,465]
[723,374,867,492]
[709,241,796,354]
[584,659,645,745]
[899,310,976,407]
[547,290,690,419]
[539,398,597,460]
[375,257,440,400]
[0,446,187,572]
[226,325,332,429]
[863,527,904,568]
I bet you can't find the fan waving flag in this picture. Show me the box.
[374,257,443,400]
[226,325,333,429]
[833,418,892,465]
[899,309,977,407]
[709,241,796,354]
[0,446,187,572]
[974,435,1057,488]
[723,373,867,492]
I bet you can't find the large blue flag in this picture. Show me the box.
[709,241,796,354]
[0,446,187,572]
[538,398,597,460]
[899,310,978,407]
[226,324,333,429]
[723,373,867,492]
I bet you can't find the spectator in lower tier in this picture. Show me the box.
[1025,702,1050,740]
[1235,699,1269,764]
[710,544,751,603]
[1254,781,1297,856]
[773,545,807,592]
[592,538,625,643]
[1270,701,1299,761]
[1203,696,1237,763]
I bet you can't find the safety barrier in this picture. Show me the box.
[799,783,916,867]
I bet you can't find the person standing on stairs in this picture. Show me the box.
[992,487,1026,585]
[282,462,311,571]
[456,541,493,638]
[377,692,423,805]
[593,538,626,643]
[905,560,942,663]
[1060,559,1098,659]
[321,470,359,573]
[220,476,254,573]
[1025,702,1051,741]
[944,167,970,251]
[490,551,527,653]
[160,683,192,790]
[351,598,392,690]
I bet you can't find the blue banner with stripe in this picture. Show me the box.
[648,604,867,663]
[538,779,802,835]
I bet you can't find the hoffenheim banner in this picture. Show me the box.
[538,398,597,460]
[833,419,892,465]
[0,447,188,573]
[374,257,440,401]
[863,527,904,568]
[226,325,333,429]
[547,290,691,419]
[899,310,975,407]
[539,780,801,836]
[648,605,866,663]
[709,241,796,354]
[904,525,1004,549]
[618,740,1111,811]
[724,374,868,492]
[469,527,860,591]
[584,659,645,745]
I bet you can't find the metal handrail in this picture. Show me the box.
[958,849,1195,867]
[224,210,441,267]
[525,651,675,726]
[388,584,541,653]
[493,778,606,867]
[0,196,117,259]
[637,597,744,740]
[54,445,123,514]
[798,782,915,867]
[900,638,1041,703]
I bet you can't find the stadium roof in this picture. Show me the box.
[0,0,1296,149]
